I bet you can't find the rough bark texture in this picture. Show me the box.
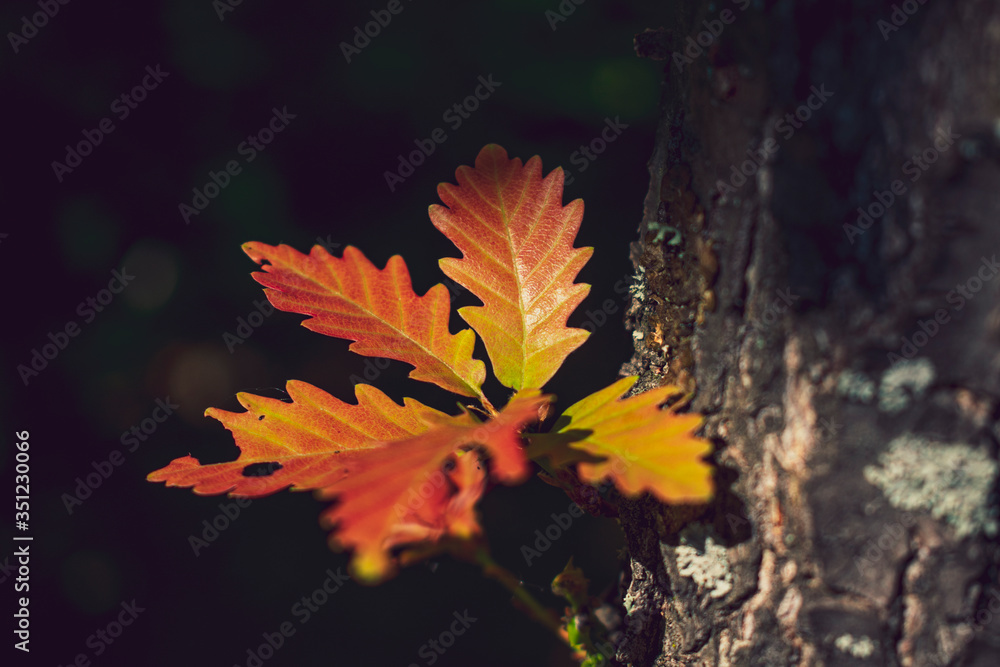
[616,2,1000,665]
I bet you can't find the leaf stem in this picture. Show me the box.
[474,547,569,646]
[478,393,498,417]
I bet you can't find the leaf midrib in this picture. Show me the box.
[269,251,480,398]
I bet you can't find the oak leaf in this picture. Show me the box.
[242,242,486,399]
[148,381,550,581]
[319,390,549,580]
[150,144,716,592]
[527,377,712,503]
[429,144,593,391]
[146,381,442,496]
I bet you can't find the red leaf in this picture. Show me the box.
[242,242,487,398]
[148,382,550,581]
[147,381,443,497]
[320,390,548,580]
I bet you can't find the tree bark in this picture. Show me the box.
[617,1,1000,665]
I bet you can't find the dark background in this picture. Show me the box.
[0,1,666,665]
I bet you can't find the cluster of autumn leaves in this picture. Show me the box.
[148,145,712,583]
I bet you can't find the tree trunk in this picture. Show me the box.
[616,1,1000,665]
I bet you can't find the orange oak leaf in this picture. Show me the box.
[146,381,445,497]
[429,144,593,391]
[148,382,550,581]
[527,377,713,503]
[241,242,487,399]
[319,390,550,581]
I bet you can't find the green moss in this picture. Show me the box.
[647,220,682,246]
[863,434,998,538]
